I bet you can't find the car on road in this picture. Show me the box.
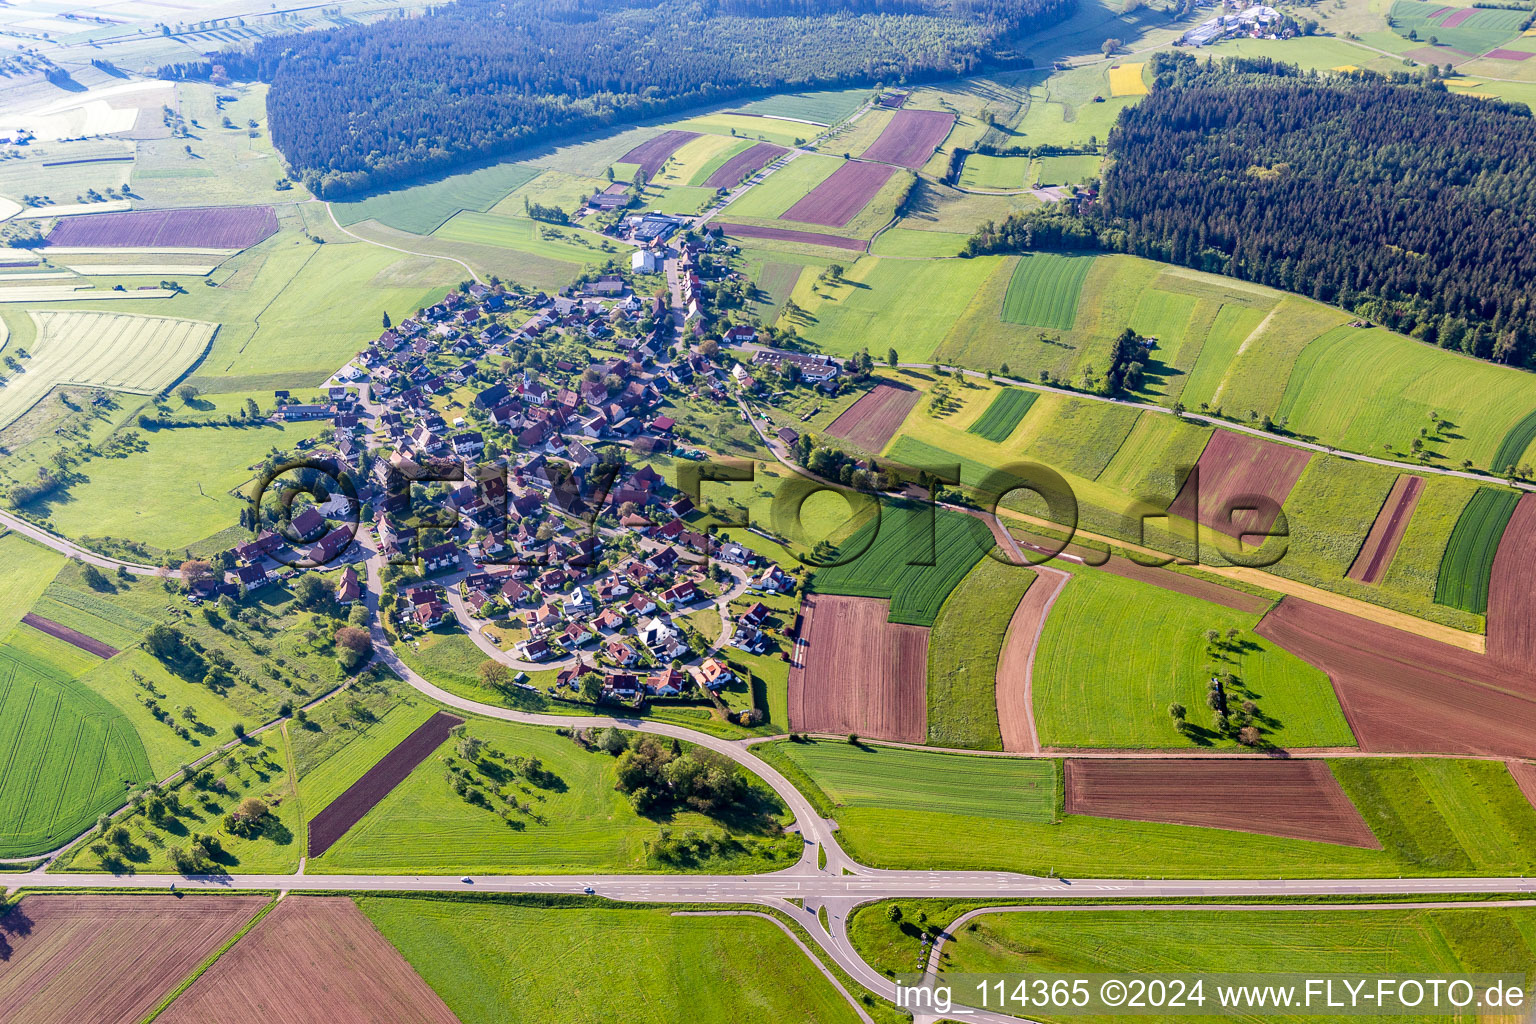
[583,886,595,895]
[461,876,474,884]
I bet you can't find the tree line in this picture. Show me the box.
[160,0,1074,197]
[965,54,1536,368]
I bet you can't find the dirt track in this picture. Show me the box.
[788,594,928,743]
[825,381,920,454]
[0,894,266,1024]
[157,896,462,1024]
[994,568,1067,753]
[1346,475,1424,584]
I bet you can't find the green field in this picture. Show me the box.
[1032,568,1352,749]
[361,896,866,1024]
[713,154,842,222]
[866,227,971,257]
[862,904,1536,1020]
[1272,323,1536,469]
[1433,486,1521,613]
[966,388,1037,443]
[1034,153,1101,185]
[780,750,1536,878]
[62,729,305,874]
[765,740,1058,821]
[489,169,612,219]
[784,256,1003,362]
[1188,297,1348,420]
[310,717,796,874]
[432,212,622,268]
[1011,393,1142,481]
[809,501,994,626]
[292,678,439,813]
[1335,758,1536,874]
[999,252,1096,330]
[959,153,1032,190]
[0,311,215,431]
[1492,408,1536,475]
[737,87,871,125]
[331,161,542,234]
[0,626,149,858]
[927,557,1037,749]
[669,112,811,147]
[1093,411,1211,505]
[1387,0,1527,54]
[0,533,66,636]
[34,391,332,554]
[74,650,246,780]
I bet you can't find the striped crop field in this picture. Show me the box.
[1434,486,1522,613]
[0,311,214,430]
[1491,408,1536,475]
[0,631,149,857]
[966,388,1037,443]
[999,252,1096,330]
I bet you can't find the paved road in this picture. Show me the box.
[0,508,162,574]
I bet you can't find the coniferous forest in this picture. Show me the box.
[967,54,1536,367]
[169,0,1073,198]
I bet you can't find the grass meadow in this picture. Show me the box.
[1273,324,1536,470]
[926,557,1038,749]
[35,391,332,554]
[784,255,1003,361]
[852,904,1536,1014]
[361,896,866,1024]
[0,533,65,635]
[310,717,796,874]
[1032,568,1353,750]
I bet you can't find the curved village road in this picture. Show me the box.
[0,508,162,575]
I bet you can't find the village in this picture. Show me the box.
[206,228,848,717]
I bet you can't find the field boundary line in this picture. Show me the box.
[138,895,277,1024]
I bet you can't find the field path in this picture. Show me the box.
[1209,303,1278,407]
[994,565,1069,753]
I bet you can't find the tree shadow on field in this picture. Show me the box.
[0,903,35,961]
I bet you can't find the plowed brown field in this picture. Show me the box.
[620,130,700,179]
[20,612,118,658]
[0,894,266,1024]
[705,142,787,188]
[308,710,464,857]
[994,568,1062,752]
[1487,493,1536,674]
[780,161,895,226]
[1166,430,1311,539]
[157,897,461,1024]
[1508,760,1536,812]
[1257,597,1536,756]
[825,381,920,453]
[788,594,928,742]
[1346,475,1424,584]
[860,109,956,168]
[1065,759,1379,847]
[715,222,869,251]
